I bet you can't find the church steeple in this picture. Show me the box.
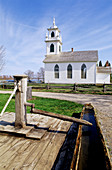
[45,18,62,55]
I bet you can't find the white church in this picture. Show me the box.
[43,19,111,84]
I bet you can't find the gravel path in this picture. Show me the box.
[0,90,112,163]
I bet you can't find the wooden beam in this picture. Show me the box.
[31,108,92,126]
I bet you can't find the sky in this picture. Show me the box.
[0,0,112,76]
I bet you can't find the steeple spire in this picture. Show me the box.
[53,17,55,26]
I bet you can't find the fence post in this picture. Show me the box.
[47,82,50,90]
[103,84,106,93]
[14,75,28,128]
[73,83,77,91]
[27,86,32,100]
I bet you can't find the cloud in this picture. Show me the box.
[0,7,49,75]
[0,0,112,75]
[98,44,112,51]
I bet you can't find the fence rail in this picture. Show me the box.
[0,83,112,93]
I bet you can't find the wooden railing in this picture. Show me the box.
[0,83,112,93]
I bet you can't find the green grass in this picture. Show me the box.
[0,94,83,117]
[0,94,15,113]
[0,83,112,95]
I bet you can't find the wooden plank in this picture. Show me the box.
[6,140,39,170]
[0,134,12,147]
[0,125,33,135]
[4,119,60,170]
[20,119,61,170]
[58,121,72,132]
[43,133,66,170]
[26,128,47,139]
[27,114,45,125]
[0,114,72,169]
[0,137,22,157]
[0,125,15,133]
[38,121,72,170]
[14,126,33,135]
[0,139,31,169]
[36,116,57,129]
[28,114,58,129]
[21,132,54,170]
[0,112,15,123]
[34,121,67,170]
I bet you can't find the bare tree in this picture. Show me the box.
[0,46,5,72]
[24,70,34,82]
[39,67,44,80]
[36,71,41,81]
[37,67,45,82]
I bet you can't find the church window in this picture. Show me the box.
[81,64,87,79]
[54,64,59,78]
[51,31,55,37]
[50,44,54,52]
[67,64,72,79]
[59,45,61,52]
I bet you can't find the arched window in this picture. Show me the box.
[50,44,54,52]
[51,31,55,37]
[59,45,61,52]
[81,64,87,79]
[54,64,59,79]
[67,64,72,79]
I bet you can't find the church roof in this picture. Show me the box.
[43,50,98,63]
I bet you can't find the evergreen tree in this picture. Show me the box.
[99,60,102,66]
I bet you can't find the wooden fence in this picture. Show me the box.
[44,84,112,93]
[0,83,112,93]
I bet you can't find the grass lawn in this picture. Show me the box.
[0,94,83,117]
[0,83,112,95]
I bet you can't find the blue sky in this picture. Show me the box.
[0,0,112,75]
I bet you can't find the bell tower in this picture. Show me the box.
[45,18,62,55]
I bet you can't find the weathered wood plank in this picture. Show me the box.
[6,140,38,170]
[7,119,60,170]
[1,139,32,169]
[26,128,47,139]
[34,121,67,170]
[36,116,58,130]
[0,137,21,157]
[43,133,66,170]
[14,126,33,134]
[0,125,33,135]
[34,121,71,169]
[21,132,54,170]
[27,114,46,126]
[0,135,12,148]
[0,113,72,170]
[20,119,61,170]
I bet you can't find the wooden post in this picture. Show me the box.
[27,86,32,100]
[73,83,77,91]
[47,82,50,90]
[103,84,106,92]
[14,75,28,128]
